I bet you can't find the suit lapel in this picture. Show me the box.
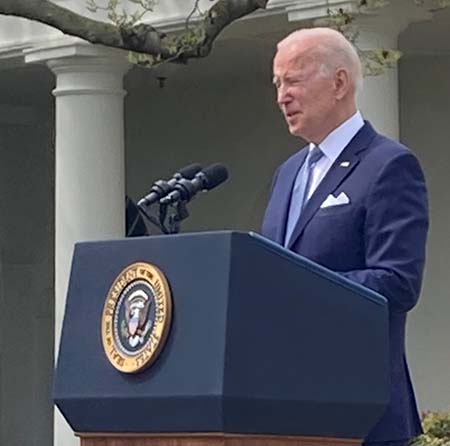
[287,122,377,249]
[274,149,308,245]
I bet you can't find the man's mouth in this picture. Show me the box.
[286,111,300,119]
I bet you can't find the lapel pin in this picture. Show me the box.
[340,161,350,167]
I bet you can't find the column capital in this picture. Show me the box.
[354,0,432,49]
[25,39,131,97]
[280,0,359,22]
[24,36,129,64]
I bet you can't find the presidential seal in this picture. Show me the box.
[101,262,172,373]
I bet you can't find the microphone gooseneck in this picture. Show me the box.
[137,163,202,207]
[160,163,229,205]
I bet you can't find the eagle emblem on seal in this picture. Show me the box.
[122,290,153,348]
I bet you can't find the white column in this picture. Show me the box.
[354,1,431,139]
[355,17,402,140]
[26,43,130,446]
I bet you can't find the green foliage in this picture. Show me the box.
[128,51,160,67]
[87,0,206,68]
[361,48,402,76]
[412,410,450,446]
[176,26,206,50]
[86,0,157,27]
[127,24,206,68]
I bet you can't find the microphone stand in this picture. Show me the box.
[137,199,189,235]
[135,162,228,236]
[158,200,190,234]
[137,202,168,234]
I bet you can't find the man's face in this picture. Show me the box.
[273,43,338,143]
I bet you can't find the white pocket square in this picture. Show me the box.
[320,192,350,209]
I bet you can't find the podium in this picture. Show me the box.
[54,231,389,446]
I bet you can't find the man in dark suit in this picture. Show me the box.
[262,28,428,446]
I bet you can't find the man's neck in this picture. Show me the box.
[311,106,357,145]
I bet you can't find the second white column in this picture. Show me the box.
[27,43,130,446]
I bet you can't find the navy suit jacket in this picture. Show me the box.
[262,122,428,442]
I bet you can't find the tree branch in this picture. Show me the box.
[185,0,269,58]
[0,0,269,62]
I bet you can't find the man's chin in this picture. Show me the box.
[287,124,304,138]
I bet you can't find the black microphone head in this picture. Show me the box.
[177,163,202,180]
[201,163,229,190]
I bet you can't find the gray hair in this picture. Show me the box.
[278,28,363,93]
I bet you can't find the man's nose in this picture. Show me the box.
[277,85,291,106]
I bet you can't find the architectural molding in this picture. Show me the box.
[24,37,128,65]
[0,0,359,63]
[0,0,439,68]
[283,0,358,22]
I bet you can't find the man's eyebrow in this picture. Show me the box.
[272,72,303,84]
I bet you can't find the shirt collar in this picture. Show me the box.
[309,111,364,163]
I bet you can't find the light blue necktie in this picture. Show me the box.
[284,145,324,247]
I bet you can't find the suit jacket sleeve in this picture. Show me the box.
[339,151,428,313]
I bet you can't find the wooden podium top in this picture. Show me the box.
[78,432,362,446]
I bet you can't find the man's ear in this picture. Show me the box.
[334,68,351,100]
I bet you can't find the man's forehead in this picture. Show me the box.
[273,44,317,73]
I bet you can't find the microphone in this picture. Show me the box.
[160,163,229,205]
[137,163,202,207]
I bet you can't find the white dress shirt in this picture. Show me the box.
[306,111,364,200]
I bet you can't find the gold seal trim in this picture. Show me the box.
[101,262,172,374]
